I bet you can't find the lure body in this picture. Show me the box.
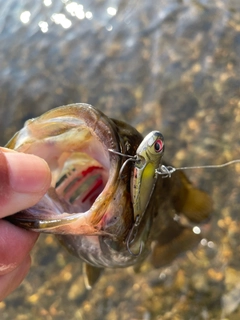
[131,131,164,222]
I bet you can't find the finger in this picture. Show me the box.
[0,220,38,276]
[0,150,51,218]
[0,147,17,153]
[0,255,31,301]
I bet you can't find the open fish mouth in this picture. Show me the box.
[55,153,108,212]
[7,103,139,235]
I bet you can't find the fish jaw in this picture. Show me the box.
[6,103,140,238]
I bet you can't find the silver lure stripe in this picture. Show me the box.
[130,130,164,223]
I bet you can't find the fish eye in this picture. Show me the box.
[154,139,163,153]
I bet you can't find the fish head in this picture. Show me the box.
[6,104,158,268]
[6,104,143,236]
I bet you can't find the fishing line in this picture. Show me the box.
[109,149,240,178]
[108,148,138,177]
[108,149,135,158]
[156,159,240,178]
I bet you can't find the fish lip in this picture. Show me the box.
[7,104,125,234]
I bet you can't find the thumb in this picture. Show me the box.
[0,148,51,218]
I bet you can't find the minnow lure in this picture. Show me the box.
[131,131,164,221]
[109,131,164,256]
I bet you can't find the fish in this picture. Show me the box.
[5,103,213,288]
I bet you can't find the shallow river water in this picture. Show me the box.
[1,1,240,319]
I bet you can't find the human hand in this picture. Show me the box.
[0,148,51,301]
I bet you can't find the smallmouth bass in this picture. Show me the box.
[5,103,212,288]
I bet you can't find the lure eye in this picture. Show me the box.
[154,139,163,153]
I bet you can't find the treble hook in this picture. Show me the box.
[108,148,137,178]
[108,149,133,158]
[119,156,137,177]
[126,215,143,257]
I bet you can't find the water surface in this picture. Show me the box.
[1,0,240,319]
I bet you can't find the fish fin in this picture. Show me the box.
[164,170,213,223]
[133,261,144,273]
[150,221,201,268]
[82,263,103,290]
[179,186,213,223]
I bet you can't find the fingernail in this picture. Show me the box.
[5,152,51,193]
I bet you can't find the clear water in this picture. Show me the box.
[1,0,240,319]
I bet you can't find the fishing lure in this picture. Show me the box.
[126,131,164,255]
[130,131,164,220]
[110,131,165,256]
